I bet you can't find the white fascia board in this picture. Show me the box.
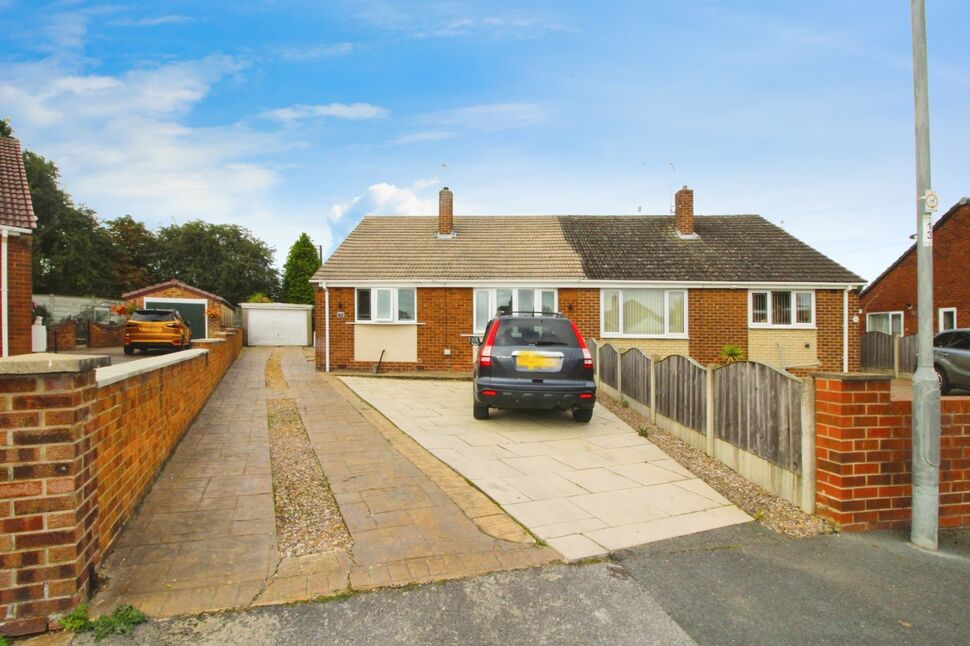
[312,278,866,290]
[0,225,32,236]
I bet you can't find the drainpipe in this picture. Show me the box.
[842,288,849,372]
[323,284,331,373]
[2,228,8,358]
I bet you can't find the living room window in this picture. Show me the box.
[473,288,557,333]
[749,290,814,328]
[355,288,417,323]
[601,289,687,338]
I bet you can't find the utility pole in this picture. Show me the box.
[909,0,940,551]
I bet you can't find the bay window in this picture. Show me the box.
[749,290,814,328]
[473,288,557,333]
[355,288,417,323]
[601,289,687,337]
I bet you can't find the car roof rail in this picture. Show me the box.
[496,311,566,318]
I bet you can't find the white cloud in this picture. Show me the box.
[389,130,455,146]
[262,102,388,123]
[279,42,355,61]
[329,178,441,222]
[110,15,195,27]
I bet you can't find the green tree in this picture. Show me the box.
[104,215,159,292]
[281,233,319,304]
[0,118,12,137]
[23,151,119,296]
[156,221,280,304]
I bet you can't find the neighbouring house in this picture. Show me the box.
[861,197,970,337]
[312,186,865,373]
[0,136,37,357]
[122,279,239,339]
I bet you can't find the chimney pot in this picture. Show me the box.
[438,187,454,237]
[675,186,695,237]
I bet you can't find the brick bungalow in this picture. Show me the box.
[312,187,865,373]
[0,136,37,357]
[860,197,970,336]
[122,279,238,339]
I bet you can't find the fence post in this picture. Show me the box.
[616,348,623,401]
[800,377,817,514]
[893,334,901,377]
[649,355,657,424]
[705,365,715,456]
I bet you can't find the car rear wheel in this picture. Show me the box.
[123,345,134,356]
[473,404,490,420]
[935,366,950,395]
[573,408,593,423]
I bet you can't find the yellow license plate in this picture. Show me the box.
[515,352,559,371]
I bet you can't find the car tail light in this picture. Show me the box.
[579,393,594,400]
[569,320,594,369]
[478,320,501,367]
[481,389,497,397]
[166,322,180,329]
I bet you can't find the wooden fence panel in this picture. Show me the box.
[861,331,894,371]
[713,361,802,472]
[655,355,705,432]
[620,349,651,405]
[898,335,917,374]
[599,344,618,388]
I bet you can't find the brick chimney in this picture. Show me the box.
[437,187,454,238]
[674,185,696,238]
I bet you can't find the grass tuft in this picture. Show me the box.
[63,603,148,642]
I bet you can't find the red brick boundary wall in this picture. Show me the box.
[0,330,242,636]
[45,321,76,352]
[87,322,125,349]
[815,373,970,531]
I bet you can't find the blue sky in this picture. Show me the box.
[1,1,967,282]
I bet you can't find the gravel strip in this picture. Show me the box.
[598,395,834,538]
[265,350,288,389]
[267,397,352,557]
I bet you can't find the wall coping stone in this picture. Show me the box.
[813,372,893,382]
[0,352,110,374]
[96,348,208,387]
[194,338,226,344]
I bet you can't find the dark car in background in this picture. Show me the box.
[933,329,970,395]
[471,312,596,422]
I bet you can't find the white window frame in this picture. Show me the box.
[354,287,417,324]
[748,290,815,329]
[938,307,957,332]
[472,288,558,334]
[599,288,689,339]
[866,311,904,336]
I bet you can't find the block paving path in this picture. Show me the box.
[343,377,752,560]
[91,349,555,619]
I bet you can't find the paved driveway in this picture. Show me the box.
[341,378,750,560]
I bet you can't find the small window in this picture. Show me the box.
[356,289,371,321]
[375,289,393,321]
[796,292,813,324]
[603,290,620,334]
[939,308,957,332]
[867,311,903,336]
[540,290,556,313]
[751,293,768,324]
[473,288,559,333]
[398,289,416,321]
[750,290,814,327]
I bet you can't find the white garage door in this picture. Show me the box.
[247,308,309,346]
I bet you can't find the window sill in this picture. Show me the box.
[748,325,817,330]
[350,321,425,326]
[600,334,689,340]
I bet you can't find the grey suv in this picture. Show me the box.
[933,329,970,395]
[471,313,596,422]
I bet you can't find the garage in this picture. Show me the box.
[240,303,313,346]
[144,297,208,339]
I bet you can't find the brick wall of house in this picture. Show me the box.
[125,285,227,336]
[814,373,970,532]
[0,331,242,636]
[416,287,473,371]
[45,321,75,353]
[860,200,970,335]
[315,287,356,370]
[87,322,124,348]
[557,288,598,342]
[688,289,748,365]
[815,289,860,373]
[1,235,34,356]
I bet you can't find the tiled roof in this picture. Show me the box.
[313,214,865,285]
[122,279,234,307]
[0,137,37,230]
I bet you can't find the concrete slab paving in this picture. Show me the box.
[342,377,751,560]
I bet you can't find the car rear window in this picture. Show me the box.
[131,310,176,322]
[493,318,577,347]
